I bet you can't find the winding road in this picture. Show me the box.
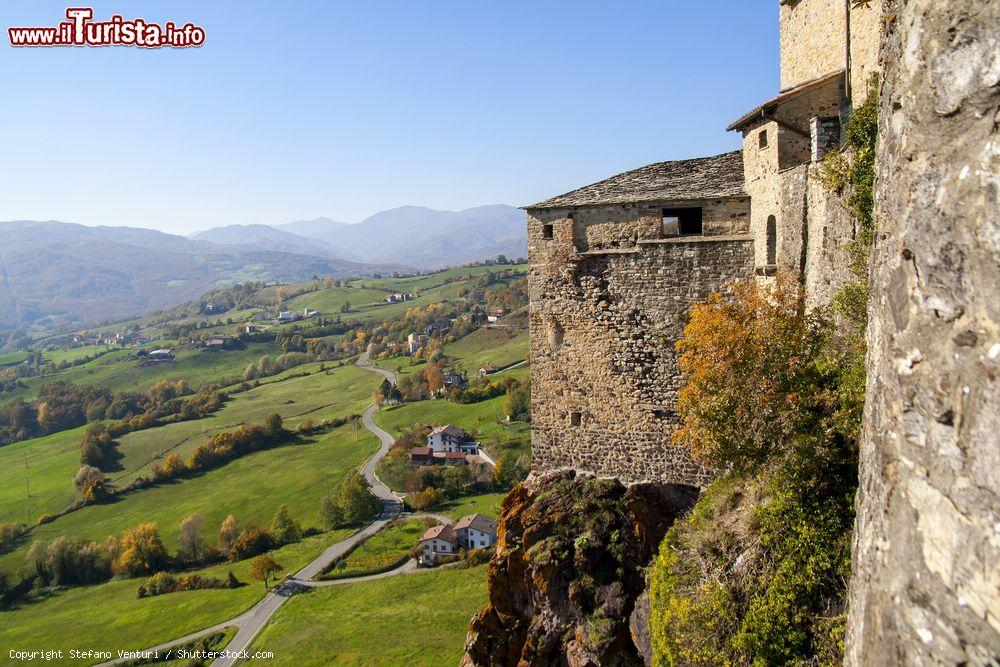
[98,352,410,667]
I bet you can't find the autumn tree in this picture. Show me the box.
[218,515,238,556]
[178,513,205,563]
[228,527,277,561]
[162,453,185,477]
[114,523,169,577]
[249,555,283,588]
[73,465,109,502]
[409,486,443,511]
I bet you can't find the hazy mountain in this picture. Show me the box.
[0,220,403,333]
[273,205,527,269]
[190,224,363,262]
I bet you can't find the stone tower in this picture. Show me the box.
[526,1,885,488]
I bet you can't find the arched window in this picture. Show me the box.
[766,215,777,265]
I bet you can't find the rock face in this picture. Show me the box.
[846,0,1000,663]
[462,470,698,666]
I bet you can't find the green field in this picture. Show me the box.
[288,286,390,314]
[0,362,378,528]
[42,345,114,365]
[323,519,425,579]
[0,423,379,573]
[444,327,528,372]
[248,566,489,666]
[9,343,279,403]
[374,395,519,441]
[439,493,506,520]
[0,529,353,663]
[0,351,28,367]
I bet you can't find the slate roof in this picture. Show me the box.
[455,513,497,535]
[527,151,745,210]
[727,69,845,132]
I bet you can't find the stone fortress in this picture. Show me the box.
[527,0,883,487]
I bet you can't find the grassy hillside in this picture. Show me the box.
[0,362,378,527]
[0,529,352,662]
[444,327,528,372]
[248,566,489,666]
[0,423,378,573]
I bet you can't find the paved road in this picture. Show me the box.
[98,353,408,667]
[208,352,401,666]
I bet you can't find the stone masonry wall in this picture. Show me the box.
[528,204,754,487]
[846,0,1000,663]
[779,0,847,91]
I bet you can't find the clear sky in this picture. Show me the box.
[0,1,778,235]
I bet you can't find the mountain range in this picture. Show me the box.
[194,205,527,269]
[0,205,527,335]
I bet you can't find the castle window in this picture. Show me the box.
[663,207,703,236]
[542,224,553,240]
[570,411,581,427]
[759,129,768,149]
[766,215,777,264]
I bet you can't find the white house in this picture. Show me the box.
[277,311,294,321]
[407,333,427,355]
[303,308,319,317]
[455,514,498,550]
[419,524,458,564]
[427,425,478,455]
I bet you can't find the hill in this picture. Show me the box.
[0,220,402,335]
[190,224,363,262]
[275,205,527,269]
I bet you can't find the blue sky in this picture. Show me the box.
[0,1,778,234]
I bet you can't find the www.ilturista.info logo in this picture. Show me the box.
[8,8,205,48]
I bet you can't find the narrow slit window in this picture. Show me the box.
[542,224,553,240]
[759,129,768,149]
[766,215,777,265]
[570,411,582,427]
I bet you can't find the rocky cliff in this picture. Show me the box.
[462,470,698,666]
[846,0,1000,663]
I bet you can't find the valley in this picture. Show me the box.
[0,263,531,665]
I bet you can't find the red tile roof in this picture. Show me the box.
[420,524,457,543]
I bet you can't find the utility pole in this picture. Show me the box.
[24,449,31,524]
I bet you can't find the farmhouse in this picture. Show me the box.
[407,333,426,354]
[427,425,479,456]
[454,514,497,551]
[419,514,498,564]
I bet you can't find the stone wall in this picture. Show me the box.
[779,0,847,91]
[846,0,1000,663]
[740,76,844,272]
[528,204,754,486]
[849,0,884,101]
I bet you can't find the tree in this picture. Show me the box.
[425,365,446,394]
[494,453,529,489]
[263,413,284,438]
[229,527,277,561]
[321,474,380,529]
[73,465,108,502]
[503,380,531,423]
[178,513,205,563]
[249,555,283,588]
[340,301,352,313]
[162,453,185,477]
[219,515,238,555]
[270,504,302,545]
[114,523,169,577]
[410,486,444,510]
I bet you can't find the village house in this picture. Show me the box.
[425,317,451,336]
[442,369,467,390]
[407,333,427,355]
[145,349,175,363]
[419,514,498,564]
[487,307,507,323]
[419,524,458,564]
[238,322,258,335]
[427,424,479,456]
[276,311,295,322]
[303,308,319,318]
[454,514,498,551]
